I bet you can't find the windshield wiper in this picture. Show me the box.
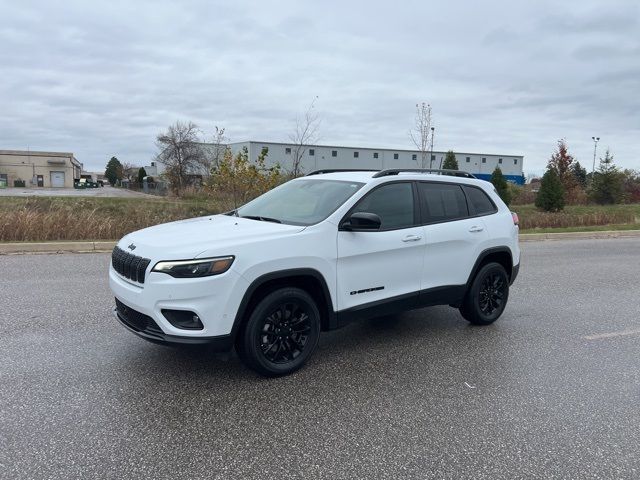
[240,215,282,224]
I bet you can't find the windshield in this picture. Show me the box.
[236,179,365,226]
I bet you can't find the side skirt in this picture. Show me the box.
[335,285,466,328]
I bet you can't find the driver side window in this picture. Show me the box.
[351,182,415,230]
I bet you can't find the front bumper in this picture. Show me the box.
[109,263,249,339]
[114,305,233,350]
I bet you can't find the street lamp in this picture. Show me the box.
[429,126,435,169]
[591,136,600,173]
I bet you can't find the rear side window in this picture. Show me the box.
[351,182,415,230]
[418,183,468,224]
[463,185,497,216]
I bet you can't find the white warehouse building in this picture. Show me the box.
[228,141,525,184]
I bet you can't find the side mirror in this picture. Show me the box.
[342,212,382,231]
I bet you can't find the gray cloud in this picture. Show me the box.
[0,0,639,175]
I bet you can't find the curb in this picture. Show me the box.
[519,230,640,242]
[1,230,639,254]
[0,241,116,254]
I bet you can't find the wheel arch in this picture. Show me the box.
[230,268,336,341]
[466,247,514,288]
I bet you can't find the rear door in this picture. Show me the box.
[337,181,425,311]
[418,182,489,290]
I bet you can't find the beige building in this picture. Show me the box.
[0,150,82,188]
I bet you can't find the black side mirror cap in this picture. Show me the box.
[342,212,382,231]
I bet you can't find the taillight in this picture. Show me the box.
[511,211,519,226]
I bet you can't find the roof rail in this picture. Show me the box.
[372,168,476,179]
[306,169,378,176]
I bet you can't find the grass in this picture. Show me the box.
[514,203,640,232]
[0,196,222,242]
[1,196,639,242]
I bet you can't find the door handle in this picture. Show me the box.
[402,235,422,242]
[469,226,484,233]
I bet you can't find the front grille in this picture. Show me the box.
[112,246,151,283]
[115,298,163,337]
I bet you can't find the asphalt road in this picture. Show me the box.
[1,239,640,479]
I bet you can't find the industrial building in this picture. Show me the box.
[228,141,525,184]
[0,150,83,188]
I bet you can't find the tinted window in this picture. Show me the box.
[463,186,497,216]
[238,179,364,226]
[418,183,468,223]
[352,183,414,230]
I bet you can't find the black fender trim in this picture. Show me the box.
[466,246,514,288]
[230,268,337,341]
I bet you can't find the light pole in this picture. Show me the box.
[591,136,600,173]
[429,126,435,169]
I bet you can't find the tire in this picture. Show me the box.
[460,262,509,325]
[236,287,321,377]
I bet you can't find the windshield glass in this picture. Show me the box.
[236,179,365,226]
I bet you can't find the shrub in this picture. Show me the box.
[207,146,285,210]
[535,169,565,211]
[14,179,26,187]
[490,167,511,205]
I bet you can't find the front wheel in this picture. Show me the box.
[460,262,509,325]
[236,287,321,376]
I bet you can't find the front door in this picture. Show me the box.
[37,175,44,187]
[337,182,425,313]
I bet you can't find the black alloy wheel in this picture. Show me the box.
[236,287,320,376]
[460,262,509,325]
[478,271,507,316]
[260,302,312,363]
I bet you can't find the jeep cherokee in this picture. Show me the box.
[110,168,520,376]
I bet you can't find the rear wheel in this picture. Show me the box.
[236,287,320,376]
[460,262,509,325]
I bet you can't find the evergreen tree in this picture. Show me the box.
[535,169,565,211]
[547,139,577,193]
[104,156,123,185]
[589,149,624,204]
[442,150,458,170]
[137,167,147,184]
[571,161,588,188]
[490,167,512,205]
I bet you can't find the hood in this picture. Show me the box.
[118,214,305,259]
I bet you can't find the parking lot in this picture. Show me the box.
[1,238,639,479]
[0,185,149,198]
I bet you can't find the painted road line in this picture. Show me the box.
[584,328,640,340]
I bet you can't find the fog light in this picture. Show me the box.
[161,309,204,330]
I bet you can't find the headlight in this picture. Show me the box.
[152,256,234,278]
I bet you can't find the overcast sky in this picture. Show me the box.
[1,0,639,174]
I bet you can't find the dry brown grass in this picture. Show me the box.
[514,204,640,231]
[2,196,640,242]
[0,197,220,242]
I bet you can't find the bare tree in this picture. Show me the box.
[155,121,206,194]
[120,161,139,181]
[208,126,227,172]
[409,102,433,168]
[289,96,320,177]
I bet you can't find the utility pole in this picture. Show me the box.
[591,136,600,173]
[429,127,435,169]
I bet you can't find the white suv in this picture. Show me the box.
[110,169,520,376]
